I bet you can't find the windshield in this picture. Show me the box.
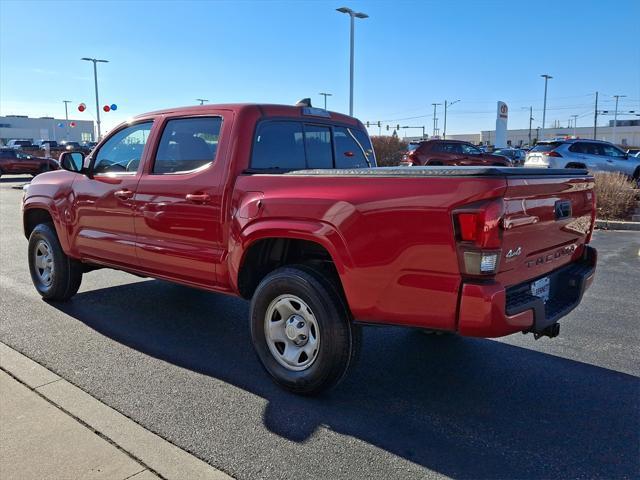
[531,142,562,152]
[407,143,420,152]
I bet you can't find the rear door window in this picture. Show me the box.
[252,121,306,170]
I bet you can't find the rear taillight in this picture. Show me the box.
[453,199,504,276]
[547,150,563,157]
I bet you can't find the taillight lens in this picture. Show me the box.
[453,199,504,275]
[547,150,563,157]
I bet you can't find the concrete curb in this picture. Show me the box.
[0,342,232,480]
[595,219,640,231]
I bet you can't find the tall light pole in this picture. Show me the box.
[540,74,552,140]
[81,57,109,140]
[612,94,626,145]
[443,99,460,139]
[319,92,333,110]
[431,103,441,137]
[196,98,209,105]
[62,100,72,140]
[336,7,368,117]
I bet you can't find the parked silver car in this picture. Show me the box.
[525,139,640,179]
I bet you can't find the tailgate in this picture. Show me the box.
[497,174,595,287]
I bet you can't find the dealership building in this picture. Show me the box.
[0,115,95,145]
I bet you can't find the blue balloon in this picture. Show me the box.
[110,104,117,111]
[57,122,65,128]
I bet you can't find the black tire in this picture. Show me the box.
[428,161,443,166]
[28,223,83,301]
[250,265,361,395]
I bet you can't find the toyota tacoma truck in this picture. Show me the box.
[22,103,597,395]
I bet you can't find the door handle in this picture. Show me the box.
[114,189,133,200]
[185,193,210,203]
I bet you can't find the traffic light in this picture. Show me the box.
[366,121,370,127]
[377,121,381,127]
[386,125,389,131]
[396,124,400,130]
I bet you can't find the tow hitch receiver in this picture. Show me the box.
[532,323,560,340]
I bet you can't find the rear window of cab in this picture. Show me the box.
[251,120,375,170]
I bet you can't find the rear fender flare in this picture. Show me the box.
[229,219,354,294]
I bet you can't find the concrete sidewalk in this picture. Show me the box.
[0,342,232,480]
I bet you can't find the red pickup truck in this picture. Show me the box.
[22,104,597,394]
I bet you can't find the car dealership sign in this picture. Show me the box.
[495,101,508,148]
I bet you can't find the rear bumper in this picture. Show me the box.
[457,246,597,337]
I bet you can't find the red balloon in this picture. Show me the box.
[103,105,111,112]
[78,103,86,112]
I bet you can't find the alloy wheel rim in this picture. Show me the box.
[34,239,54,287]
[264,294,320,371]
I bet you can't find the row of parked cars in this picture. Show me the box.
[0,140,98,178]
[5,139,97,153]
[400,138,640,180]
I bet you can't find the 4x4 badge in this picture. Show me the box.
[506,247,522,259]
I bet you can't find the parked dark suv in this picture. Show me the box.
[0,148,59,177]
[401,140,511,166]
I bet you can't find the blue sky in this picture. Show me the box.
[1,0,639,137]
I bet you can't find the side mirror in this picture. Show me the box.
[59,151,84,173]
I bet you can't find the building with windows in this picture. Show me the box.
[0,115,94,145]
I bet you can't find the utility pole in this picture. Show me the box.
[62,100,72,140]
[443,99,460,139]
[336,7,368,116]
[318,92,332,110]
[571,114,578,137]
[528,106,533,145]
[196,99,209,105]
[540,74,552,140]
[593,91,599,140]
[431,103,441,137]
[612,94,626,145]
[81,57,109,140]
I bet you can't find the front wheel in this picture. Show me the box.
[250,265,360,395]
[28,223,83,301]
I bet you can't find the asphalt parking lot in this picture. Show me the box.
[1,175,638,480]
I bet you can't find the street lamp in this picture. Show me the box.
[443,99,460,139]
[612,94,626,145]
[196,99,209,105]
[81,57,109,140]
[336,7,368,117]
[62,100,72,140]
[540,74,552,140]
[319,92,333,110]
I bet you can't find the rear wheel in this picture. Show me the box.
[28,223,83,301]
[250,265,361,395]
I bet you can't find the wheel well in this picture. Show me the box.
[633,166,640,179]
[238,238,341,299]
[565,162,586,169]
[24,208,53,239]
[428,160,443,166]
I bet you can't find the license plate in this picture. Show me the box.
[531,277,550,302]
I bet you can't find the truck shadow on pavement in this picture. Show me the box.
[53,279,639,479]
